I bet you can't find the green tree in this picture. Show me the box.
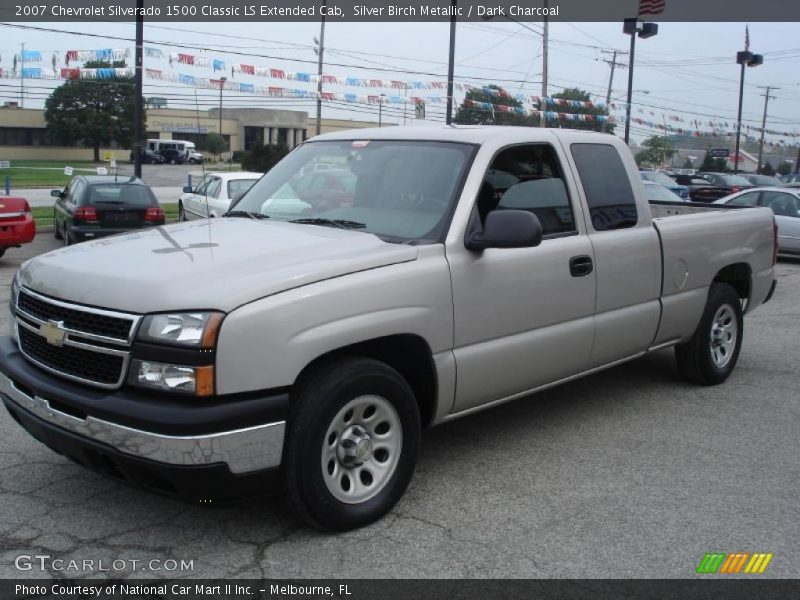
[205,133,226,161]
[777,161,792,176]
[453,84,539,127]
[635,135,676,168]
[699,151,729,172]
[44,61,142,162]
[759,162,775,176]
[241,143,290,173]
[550,87,614,133]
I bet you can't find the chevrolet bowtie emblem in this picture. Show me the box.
[40,320,67,346]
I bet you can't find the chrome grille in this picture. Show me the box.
[14,287,140,389]
[17,289,134,342]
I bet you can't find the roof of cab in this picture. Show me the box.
[309,125,617,145]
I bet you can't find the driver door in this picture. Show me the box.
[447,143,597,414]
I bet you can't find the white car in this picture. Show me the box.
[714,187,800,257]
[179,172,262,220]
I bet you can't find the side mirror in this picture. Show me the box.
[182,186,193,194]
[51,189,63,198]
[465,210,543,251]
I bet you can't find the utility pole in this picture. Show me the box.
[314,0,326,135]
[445,0,457,125]
[601,49,627,133]
[540,0,549,128]
[756,85,778,174]
[19,43,24,108]
[133,2,144,178]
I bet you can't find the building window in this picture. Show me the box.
[0,127,49,146]
[277,128,288,146]
[244,126,263,150]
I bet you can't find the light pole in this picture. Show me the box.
[378,94,386,127]
[734,48,763,174]
[622,18,658,146]
[133,0,144,178]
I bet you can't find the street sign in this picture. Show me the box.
[64,166,73,176]
[415,102,426,119]
[96,167,108,175]
[710,148,730,158]
[0,161,10,169]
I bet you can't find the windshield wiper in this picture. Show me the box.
[224,210,269,220]
[288,218,366,230]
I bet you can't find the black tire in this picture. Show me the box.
[284,357,421,531]
[53,215,63,240]
[63,227,72,246]
[0,248,6,258]
[178,202,186,222]
[675,282,743,385]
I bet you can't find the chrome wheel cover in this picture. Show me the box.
[710,304,738,368]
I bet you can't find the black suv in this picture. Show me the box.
[51,176,166,245]
[130,148,166,165]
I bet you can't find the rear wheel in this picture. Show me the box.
[284,357,421,531]
[675,283,743,385]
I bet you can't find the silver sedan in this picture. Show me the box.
[714,187,800,257]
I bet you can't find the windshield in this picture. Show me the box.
[748,175,781,186]
[644,183,683,202]
[640,172,676,187]
[86,184,155,206]
[231,140,475,243]
[719,174,752,186]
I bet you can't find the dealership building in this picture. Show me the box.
[0,104,378,161]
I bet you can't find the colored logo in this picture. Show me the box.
[696,552,773,574]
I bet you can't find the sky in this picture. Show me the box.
[0,20,798,144]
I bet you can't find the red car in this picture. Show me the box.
[0,197,36,258]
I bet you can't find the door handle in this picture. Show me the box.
[569,255,593,277]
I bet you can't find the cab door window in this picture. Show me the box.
[476,144,576,238]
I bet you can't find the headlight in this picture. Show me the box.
[130,360,214,396]
[137,312,223,348]
[10,271,20,310]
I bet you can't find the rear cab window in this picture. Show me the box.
[476,143,577,238]
[570,143,639,231]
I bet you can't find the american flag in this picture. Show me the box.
[745,25,750,51]
[638,0,666,16]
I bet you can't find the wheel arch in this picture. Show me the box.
[713,262,751,305]
[294,334,439,428]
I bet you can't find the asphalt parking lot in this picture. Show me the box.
[0,236,798,579]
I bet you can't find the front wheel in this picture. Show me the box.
[178,202,186,221]
[675,283,743,385]
[54,215,63,240]
[284,357,421,531]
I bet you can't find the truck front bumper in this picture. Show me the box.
[0,337,287,501]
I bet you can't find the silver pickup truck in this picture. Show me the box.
[0,127,777,530]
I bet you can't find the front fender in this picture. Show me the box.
[215,247,453,396]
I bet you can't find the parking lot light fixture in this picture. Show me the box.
[622,18,658,145]
[734,49,763,174]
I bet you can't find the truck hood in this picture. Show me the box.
[20,219,419,313]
